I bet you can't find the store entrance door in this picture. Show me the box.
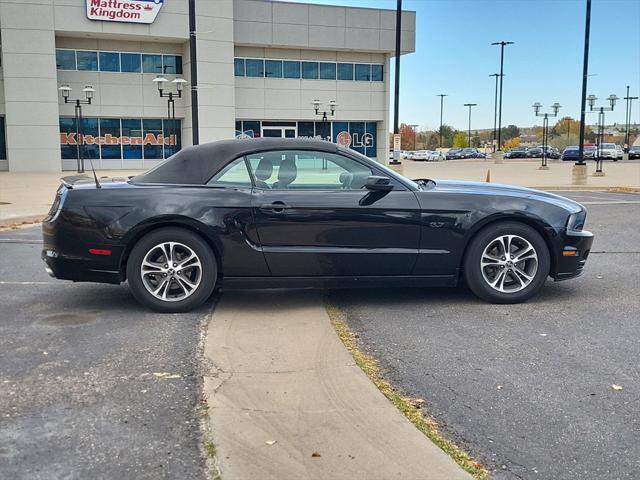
[261,126,296,138]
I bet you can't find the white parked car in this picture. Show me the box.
[426,150,446,162]
[615,144,623,160]
[598,143,618,161]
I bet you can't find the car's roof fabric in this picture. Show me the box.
[131,138,339,185]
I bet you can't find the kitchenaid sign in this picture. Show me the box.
[86,0,164,24]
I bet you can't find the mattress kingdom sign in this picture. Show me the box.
[86,0,164,24]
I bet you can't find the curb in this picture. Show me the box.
[0,215,44,230]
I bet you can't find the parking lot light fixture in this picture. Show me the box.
[436,94,447,150]
[491,41,514,150]
[153,76,185,158]
[586,92,617,174]
[490,74,500,152]
[533,101,561,169]
[171,77,187,93]
[464,103,477,148]
[153,75,169,93]
[623,86,639,150]
[59,84,96,174]
[312,100,337,146]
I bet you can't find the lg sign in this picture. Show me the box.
[86,0,163,24]
[336,131,374,148]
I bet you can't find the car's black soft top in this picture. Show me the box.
[131,138,339,185]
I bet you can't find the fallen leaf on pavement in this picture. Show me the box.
[311,452,321,458]
[611,384,623,391]
[265,440,277,446]
[497,385,503,390]
[152,372,181,379]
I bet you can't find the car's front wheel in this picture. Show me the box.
[126,228,217,313]
[463,222,550,304]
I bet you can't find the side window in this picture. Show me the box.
[207,157,252,188]
[246,150,373,190]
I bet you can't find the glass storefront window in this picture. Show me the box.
[121,53,141,73]
[283,61,301,79]
[246,59,264,77]
[301,62,319,79]
[122,119,143,159]
[337,63,354,81]
[371,64,383,81]
[99,52,120,72]
[265,60,283,78]
[319,62,336,80]
[354,64,371,81]
[56,50,76,70]
[234,58,245,76]
[297,121,315,139]
[99,119,122,159]
[142,54,163,74]
[163,119,181,158]
[81,118,100,160]
[162,55,182,75]
[76,51,98,71]
[142,119,163,159]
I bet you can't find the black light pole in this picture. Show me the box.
[586,94,619,174]
[59,84,95,173]
[188,0,199,146]
[464,103,477,147]
[313,100,336,169]
[408,124,419,150]
[577,0,591,166]
[436,93,447,149]
[391,0,402,164]
[532,102,561,169]
[490,74,500,152]
[154,76,187,156]
[492,41,514,150]
[624,86,638,152]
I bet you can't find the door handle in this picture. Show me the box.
[259,201,289,214]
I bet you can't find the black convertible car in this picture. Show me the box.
[42,138,593,312]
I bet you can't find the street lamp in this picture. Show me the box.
[489,74,500,152]
[532,101,561,169]
[623,86,638,152]
[463,103,477,148]
[58,84,95,173]
[312,99,336,141]
[436,94,447,150]
[153,76,187,156]
[586,93,618,175]
[409,124,419,150]
[491,41,514,151]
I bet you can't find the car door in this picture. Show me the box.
[246,149,421,277]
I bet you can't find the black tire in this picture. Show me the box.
[463,222,550,304]
[126,228,217,313]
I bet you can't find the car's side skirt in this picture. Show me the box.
[221,274,457,290]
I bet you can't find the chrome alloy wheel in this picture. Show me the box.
[140,242,202,302]
[480,235,538,293]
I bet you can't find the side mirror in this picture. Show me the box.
[365,175,393,191]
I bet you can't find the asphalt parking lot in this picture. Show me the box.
[331,191,640,480]
[0,226,209,479]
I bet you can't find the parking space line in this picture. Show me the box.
[0,281,54,285]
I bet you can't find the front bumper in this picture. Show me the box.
[552,230,594,281]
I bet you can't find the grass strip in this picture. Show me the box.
[325,302,488,480]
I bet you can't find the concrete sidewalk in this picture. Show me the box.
[203,291,471,480]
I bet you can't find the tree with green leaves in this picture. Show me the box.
[452,132,468,148]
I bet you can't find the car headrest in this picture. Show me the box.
[277,159,297,185]
[255,158,273,181]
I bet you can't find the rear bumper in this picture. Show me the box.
[551,230,594,281]
[41,248,123,284]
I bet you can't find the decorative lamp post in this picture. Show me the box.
[532,101,561,170]
[313,99,337,169]
[586,93,618,175]
[59,84,95,173]
[153,76,186,156]
[436,94,447,150]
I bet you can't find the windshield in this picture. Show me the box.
[602,143,615,148]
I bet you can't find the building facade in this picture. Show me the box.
[0,0,415,172]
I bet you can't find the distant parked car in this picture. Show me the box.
[426,150,446,161]
[446,148,463,160]
[584,145,596,159]
[529,146,561,159]
[597,143,618,161]
[459,148,484,159]
[628,145,640,159]
[504,146,529,159]
[615,144,623,160]
[409,150,428,161]
[561,146,580,161]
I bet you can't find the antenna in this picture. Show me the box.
[87,156,101,189]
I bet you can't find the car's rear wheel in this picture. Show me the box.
[463,222,550,304]
[126,228,217,313]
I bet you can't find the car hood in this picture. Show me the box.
[428,179,583,213]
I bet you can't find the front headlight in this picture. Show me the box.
[567,210,586,234]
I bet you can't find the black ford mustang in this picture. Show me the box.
[42,138,593,312]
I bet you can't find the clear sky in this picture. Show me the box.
[288,0,640,131]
